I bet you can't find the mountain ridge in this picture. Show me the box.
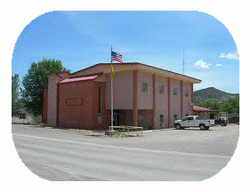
[193,87,239,103]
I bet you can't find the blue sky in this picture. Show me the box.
[12,11,239,93]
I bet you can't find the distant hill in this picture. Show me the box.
[194,87,239,103]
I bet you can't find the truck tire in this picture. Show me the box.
[199,124,206,130]
[175,124,182,129]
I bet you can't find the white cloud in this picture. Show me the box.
[219,51,239,60]
[215,64,222,67]
[194,60,210,69]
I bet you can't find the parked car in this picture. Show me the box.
[215,118,228,126]
[228,115,239,123]
[174,115,214,130]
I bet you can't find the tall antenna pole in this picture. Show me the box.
[182,45,185,74]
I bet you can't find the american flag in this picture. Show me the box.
[111,51,123,62]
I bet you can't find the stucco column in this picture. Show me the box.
[56,83,60,127]
[180,80,184,119]
[167,77,171,127]
[152,74,156,129]
[191,83,194,114]
[133,70,138,127]
[191,83,194,103]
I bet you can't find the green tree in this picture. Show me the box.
[12,74,22,116]
[222,98,239,114]
[22,58,69,115]
[195,98,239,114]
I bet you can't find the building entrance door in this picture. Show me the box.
[113,112,120,126]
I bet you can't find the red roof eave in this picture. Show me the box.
[192,105,218,112]
[59,73,102,84]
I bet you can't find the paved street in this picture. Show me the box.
[12,124,239,181]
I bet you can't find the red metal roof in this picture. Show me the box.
[192,105,218,112]
[60,74,100,84]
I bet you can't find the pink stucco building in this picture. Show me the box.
[43,62,201,130]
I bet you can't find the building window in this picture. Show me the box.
[173,88,178,95]
[98,87,102,114]
[173,114,178,121]
[138,115,144,126]
[159,114,164,123]
[142,81,148,92]
[184,89,188,97]
[159,85,164,94]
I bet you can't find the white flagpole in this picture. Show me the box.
[110,46,114,131]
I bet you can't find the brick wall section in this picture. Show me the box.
[58,80,108,130]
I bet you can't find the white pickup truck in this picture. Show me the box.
[174,115,214,130]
